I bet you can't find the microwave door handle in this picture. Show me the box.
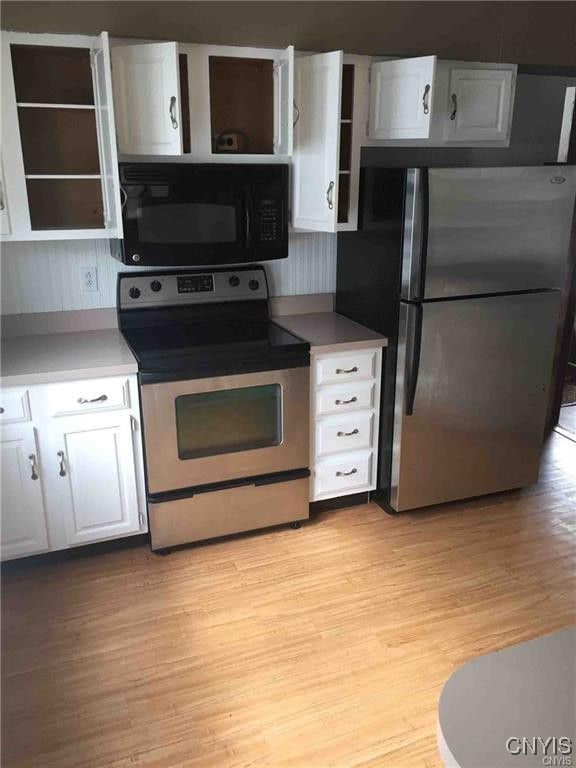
[244,195,252,248]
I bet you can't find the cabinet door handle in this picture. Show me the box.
[57,450,67,477]
[28,454,39,481]
[422,84,431,115]
[0,406,4,414]
[337,428,359,437]
[293,99,301,127]
[336,468,357,477]
[326,181,334,210]
[450,93,457,121]
[335,396,357,405]
[336,366,358,374]
[77,394,108,404]
[169,96,179,129]
[0,181,5,211]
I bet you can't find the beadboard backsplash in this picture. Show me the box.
[0,233,336,315]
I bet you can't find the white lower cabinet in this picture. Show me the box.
[0,423,49,559]
[310,346,383,501]
[0,375,146,560]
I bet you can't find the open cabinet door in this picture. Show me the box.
[292,50,342,232]
[111,42,182,155]
[275,45,294,156]
[368,56,436,140]
[92,32,122,236]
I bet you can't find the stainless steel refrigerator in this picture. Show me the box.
[336,166,576,512]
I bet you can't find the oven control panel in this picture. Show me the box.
[177,274,214,294]
[119,268,268,308]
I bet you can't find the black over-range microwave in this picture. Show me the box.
[112,163,289,266]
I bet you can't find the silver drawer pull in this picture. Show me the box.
[28,454,39,481]
[336,366,358,374]
[336,468,357,477]
[335,396,357,405]
[337,428,359,437]
[77,394,108,404]
[57,450,66,477]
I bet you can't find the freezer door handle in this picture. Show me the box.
[405,304,423,416]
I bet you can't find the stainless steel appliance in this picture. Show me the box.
[118,266,310,550]
[113,163,288,266]
[337,166,576,512]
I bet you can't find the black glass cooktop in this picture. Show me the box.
[121,319,309,381]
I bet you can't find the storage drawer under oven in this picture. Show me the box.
[149,475,309,549]
[141,366,309,493]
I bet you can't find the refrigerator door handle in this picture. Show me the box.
[402,169,429,300]
[405,303,423,416]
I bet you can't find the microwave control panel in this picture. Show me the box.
[257,199,281,243]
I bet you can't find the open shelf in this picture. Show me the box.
[337,173,350,225]
[27,178,104,230]
[209,56,274,154]
[341,64,355,121]
[11,45,94,105]
[18,107,101,175]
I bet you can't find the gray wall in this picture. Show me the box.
[2,1,576,67]
[362,74,576,168]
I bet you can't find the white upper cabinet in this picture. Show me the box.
[0,31,122,242]
[292,51,343,232]
[112,41,183,155]
[443,67,515,142]
[1,424,50,560]
[368,56,436,140]
[366,57,516,147]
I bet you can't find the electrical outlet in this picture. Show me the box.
[81,266,99,292]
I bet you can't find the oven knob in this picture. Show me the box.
[249,279,260,291]
[150,280,162,292]
[129,287,141,299]
[229,275,240,287]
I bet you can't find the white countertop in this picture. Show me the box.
[1,329,138,386]
[274,312,387,354]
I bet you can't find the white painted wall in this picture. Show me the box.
[0,233,336,315]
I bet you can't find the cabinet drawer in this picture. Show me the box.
[316,412,373,458]
[0,389,31,424]
[314,451,373,499]
[315,349,377,385]
[46,377,132,417]
[315,380,375,416]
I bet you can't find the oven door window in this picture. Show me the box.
[175,385,282,460]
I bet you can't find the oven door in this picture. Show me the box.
[141,367,309,494]
[121,166,251,266]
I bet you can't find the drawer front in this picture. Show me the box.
[314,451,373,499]
[316,412,374,458]
[315,380,375,416]
[315,350,377,386]
[0,389,31,424]
[47,377,132,417]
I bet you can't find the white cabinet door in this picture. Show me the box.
[112,42,182,155]
[275,45,294,156]
[92,31,122,235]
[368,56,436,140]
[48,411,142,546]
[1,424,49,560]
[444,67,514,142]
[292,50,342,232]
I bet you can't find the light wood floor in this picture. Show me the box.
[2,433,575,768]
